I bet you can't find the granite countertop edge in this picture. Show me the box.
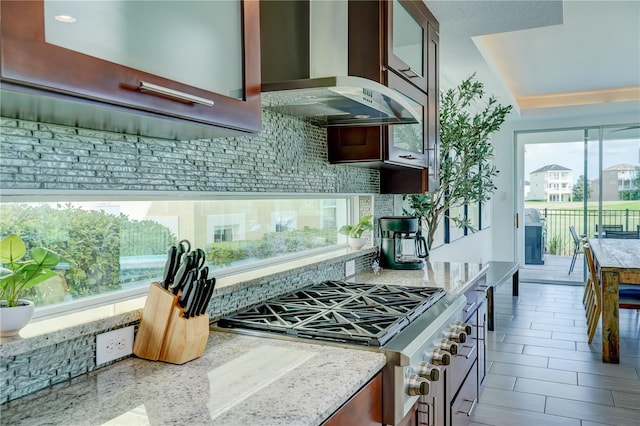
[1,332,387,426]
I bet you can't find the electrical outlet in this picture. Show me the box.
[345,260,355,277]
[96,326,134,366]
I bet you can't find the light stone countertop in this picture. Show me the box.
[351,260,489,293]
[1,331,386,426]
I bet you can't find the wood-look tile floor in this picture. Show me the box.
[469,282,640,426]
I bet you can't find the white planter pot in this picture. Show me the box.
[0,299,35,337]
[348,237,366,250]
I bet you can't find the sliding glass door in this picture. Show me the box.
[517,124,640,284]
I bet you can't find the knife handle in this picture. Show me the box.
[162,246,178,290]
[179,279,194,308]
[183,279,201,318]
[198,278,216,316]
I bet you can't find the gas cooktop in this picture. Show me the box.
[216,280,446,347]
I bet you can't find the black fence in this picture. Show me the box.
[536,208,640,256]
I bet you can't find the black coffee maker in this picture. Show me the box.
[379,216,428,270]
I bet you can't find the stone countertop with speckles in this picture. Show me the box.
[351,260,489,293]
[0,331,386,426]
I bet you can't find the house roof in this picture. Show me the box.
[603,164,638,171]
[531,164,571,174]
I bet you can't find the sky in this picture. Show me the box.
[524,138,640,183]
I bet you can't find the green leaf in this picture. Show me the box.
[20,270,57,290]
[0,234,26,263]
[31,247,60,268]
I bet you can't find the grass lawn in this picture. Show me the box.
[524,200,640,256]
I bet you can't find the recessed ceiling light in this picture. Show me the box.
[54,15,77,23]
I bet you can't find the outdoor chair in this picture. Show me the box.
[594,224,623,238]
[568,225,583,275]
[595,224,623,233]
[583,242,640,344]
[603,230,640,239]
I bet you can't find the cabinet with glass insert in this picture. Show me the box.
[327,0,439,193]
[0,0,261,140]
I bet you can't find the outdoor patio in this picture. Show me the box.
[519,254,585,285]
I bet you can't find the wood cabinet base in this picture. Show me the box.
[380,168,430,194]
[322,373,382,426]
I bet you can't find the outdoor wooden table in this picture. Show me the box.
[589,238,640,363]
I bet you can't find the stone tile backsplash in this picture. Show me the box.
[0,111,388,403]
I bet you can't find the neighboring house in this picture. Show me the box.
[523,180,530,199]
[527,164,573,202]
[591,164,640,201]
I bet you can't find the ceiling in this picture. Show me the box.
[423,0,640,123]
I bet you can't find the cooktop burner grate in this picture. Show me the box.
[217,280,446,347]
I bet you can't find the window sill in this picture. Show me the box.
[0,246,376,358]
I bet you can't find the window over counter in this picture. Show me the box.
[0,195,359,318]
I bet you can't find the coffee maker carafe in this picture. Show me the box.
[379,216,428,270]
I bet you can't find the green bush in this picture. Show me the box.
[0,204,176,300]
[547,235,563,255]
[206,226,337,267]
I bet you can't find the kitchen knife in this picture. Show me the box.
[183,278,202,318]
[196,278,217,316]
[162,246,178,290]
[179,278,195,308]
[198,265,209,281]
[187,279,207,318]
[170,252,194,294]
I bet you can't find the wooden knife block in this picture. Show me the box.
[133,282,209,364]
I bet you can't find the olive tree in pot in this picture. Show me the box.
[404,74,512,250]
[0,234,60,337]
[339,215,374,250]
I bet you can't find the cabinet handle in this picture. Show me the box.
[139,81,214,106]
[433,395,437,426]
[458,398,477,416]
[399,154,419,160]
[455,344,476,359]
[399,67,420,78]
[463,301,476,313]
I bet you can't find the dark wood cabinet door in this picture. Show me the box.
[386,0,430,91]
[426,21,440,190]
[0,0,261,138]
[322,373,383,426]
[386,71,429,168]
[477,295,488,389]
[450,361,478,426]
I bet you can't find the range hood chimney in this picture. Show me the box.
[260,0,421,127]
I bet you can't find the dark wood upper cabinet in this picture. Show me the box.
[386,0,430,93]
[0,0,261,140]
[327,0,440,194]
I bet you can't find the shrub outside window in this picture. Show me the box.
[0,196,350,316]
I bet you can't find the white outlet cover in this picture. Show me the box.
[96,326,134,366]
[345,260,355,277]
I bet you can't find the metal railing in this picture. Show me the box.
[535,208,640,257]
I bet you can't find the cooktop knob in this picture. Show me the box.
[430,348,451,366]
[456,322,473,335]
[407,374,430,396]
[418,362,440,381]
[438,339,459,355]
[444,329,467,343]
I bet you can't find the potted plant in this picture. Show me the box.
[339,215,374,250]
[403,74,512,250]
[0,234,60,337]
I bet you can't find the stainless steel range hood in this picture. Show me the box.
[260,0,421,127]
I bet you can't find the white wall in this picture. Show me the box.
[490,108,640,264]
[429,228,491,263]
